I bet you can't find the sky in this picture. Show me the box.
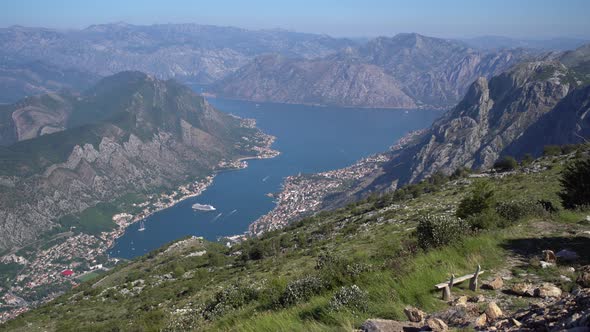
[1,0,589,39]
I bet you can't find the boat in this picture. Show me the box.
[138,221,146,232]
[192,203,216,211]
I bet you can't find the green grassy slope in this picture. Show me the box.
[2,151,589,331]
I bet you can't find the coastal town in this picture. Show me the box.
[248,153,391,236]
[0,119,279,323]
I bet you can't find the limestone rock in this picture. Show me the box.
[453,296,469,306]
[484,277,503,290]
[577,266,590,288]
[360,319,421,332]
[485,302,503,321]
[426,317,448,332]
[535,283,562,298]
[511,283,534,296]
[474,313,487,328]
[403,306,425,323]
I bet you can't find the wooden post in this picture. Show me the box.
[442,285,451,300]
[469,265,481,291]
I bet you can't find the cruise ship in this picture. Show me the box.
[192,203,216,211]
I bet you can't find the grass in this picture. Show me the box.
[3,153,589,331]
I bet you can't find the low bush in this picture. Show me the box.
[328,285,368,312]
[416,215,468,250]
[279,276,326,307]
[456,180,495,219]
[493,156,518,172]
[495,200,548,222]
[465,209,504,230]
[202,284,259,320]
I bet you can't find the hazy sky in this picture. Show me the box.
[2,0,589,39]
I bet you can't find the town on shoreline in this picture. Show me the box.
[0,120,279,323]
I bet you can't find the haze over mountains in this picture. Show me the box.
[2,23,587,107]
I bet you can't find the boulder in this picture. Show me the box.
[474,313,487,328]
[510,318,522,327]
[483,277,503,290]
[453,296,468,306]
[469,294,485,303]
[577,266,590,288]
[485,302,503,321]
[535,283,562,298]
[360,319,421,332]
[426,318,448,332]
[511,282,534,296]
[403,306,425,323]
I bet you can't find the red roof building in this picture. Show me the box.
[61,269,74,277]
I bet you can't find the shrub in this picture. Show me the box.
[559,157,590,209]
[202,284,258,320]
[493,156,518,172]
[328,285,368,312]
[456,180,495,219]
[416,215,468,250]
[465,209,504,230]
[495,200,548,222]
[315,253,370,287]
[279,276,325,307]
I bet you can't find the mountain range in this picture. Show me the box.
[0,23,355,85]
[352,44,590,194]
[0,72,268,250]
[213,33,531,108]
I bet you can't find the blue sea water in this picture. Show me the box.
[109,99,441,259]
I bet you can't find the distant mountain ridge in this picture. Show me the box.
[0,23,356,84]
[214,33,530,108]
[0,72,268,250]
[0,59,98,104]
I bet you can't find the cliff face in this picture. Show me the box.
[0,72,266,250]
[363,45,590,192]
[214,55,416,108]
[214,33,528,108]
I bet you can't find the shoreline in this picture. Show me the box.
[0,121,280,323]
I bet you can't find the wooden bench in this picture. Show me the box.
[434,265,484,300]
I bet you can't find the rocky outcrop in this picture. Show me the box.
[215,33,528,108]
[0,72,267,250]
[360,45,590,192]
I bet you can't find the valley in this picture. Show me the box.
[0,5,589,330]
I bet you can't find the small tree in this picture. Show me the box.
[456,180,495,219]
[559,157,590,209]
[493,156,518,172]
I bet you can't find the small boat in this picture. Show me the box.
[262,176,270,182]
[192,203,216,211]
[138,221,146,232]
